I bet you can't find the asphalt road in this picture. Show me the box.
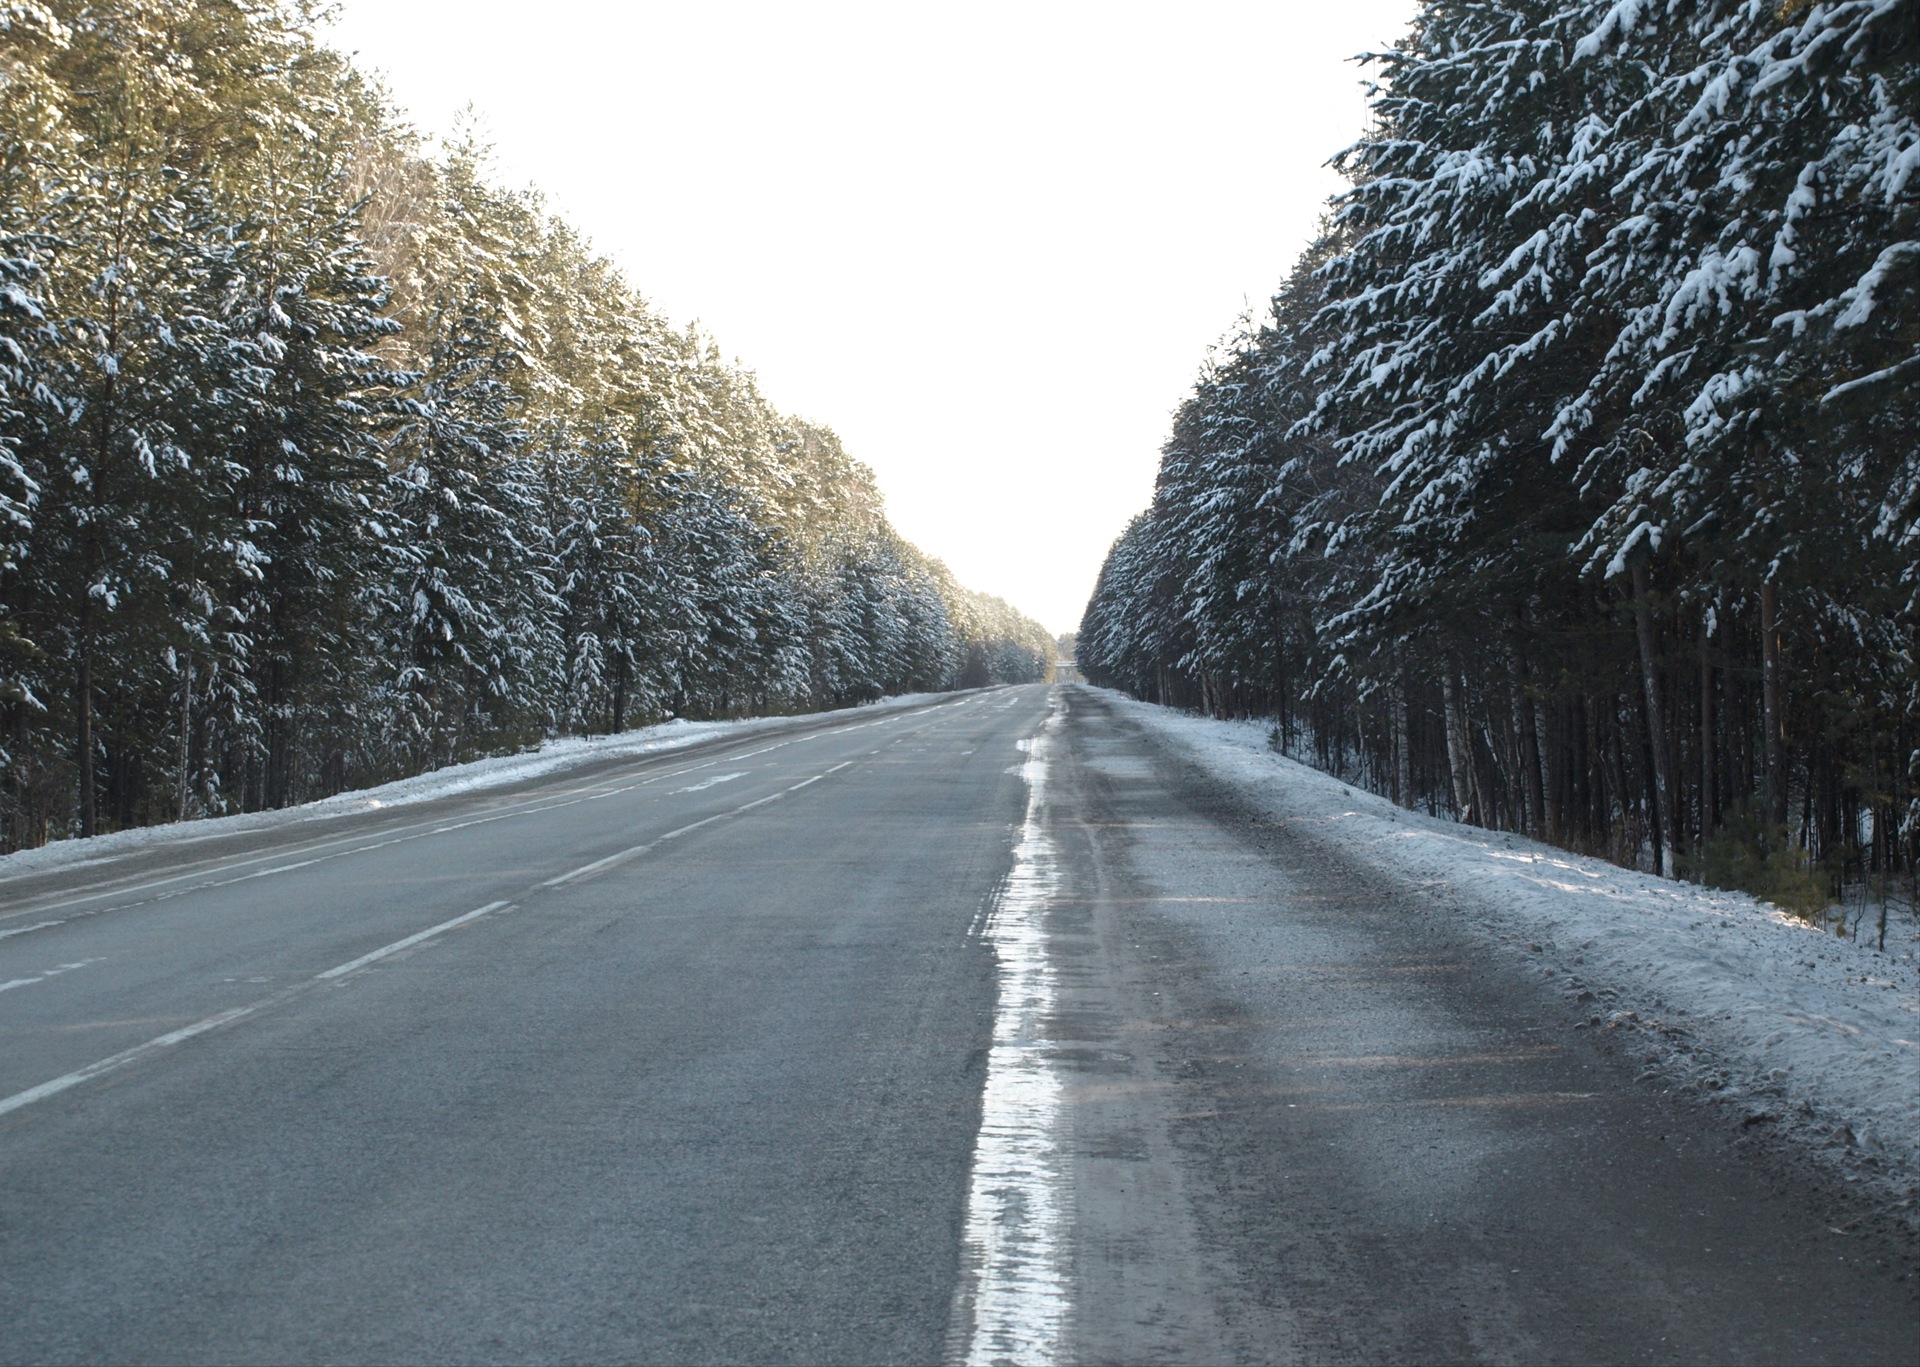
[0,684,1913,1365]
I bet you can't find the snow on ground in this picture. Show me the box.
[1098,689,1920,1212]
[0,692,958,885]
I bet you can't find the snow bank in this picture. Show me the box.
[1099,689,1920,1206]
[0,692,958,884]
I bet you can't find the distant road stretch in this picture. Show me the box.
[1,686,1912,1365]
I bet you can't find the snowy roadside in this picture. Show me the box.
[0,691,962,885]
[1092,688,1920,1214]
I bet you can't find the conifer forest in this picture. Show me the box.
[0,1,1053,851]
[1080,1,1919,895]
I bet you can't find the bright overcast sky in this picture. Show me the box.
[322,1,1418,635]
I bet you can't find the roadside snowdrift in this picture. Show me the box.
[1098,689,1920,1208]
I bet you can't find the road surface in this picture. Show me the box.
[0,685,1912,1364]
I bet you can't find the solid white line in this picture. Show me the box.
[952,700,1069,1367]
[0,900,515,1120]
[0,920,65,941]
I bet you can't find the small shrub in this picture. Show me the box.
[1764,844,1830,920]
[1695,807,1832,923]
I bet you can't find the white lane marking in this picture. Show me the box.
[314,902,511,980]
[0,920,65,941]
[786,759,860,793]
[672,771,748,794]
[6,789,613,921]
[0,702,957,925]
[537,778,799,888]
[0,959,102,994]
[6,762,691,925]
[0,902,514,1120]
[0,700,943,1118]
[951,702,1069,1367]
[727,739,797,760]
[537,813,728,889]
[540,758,863,889]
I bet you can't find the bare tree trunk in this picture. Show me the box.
[1442,671,1476,825]
[1761,581,1788,832]
[1533,695,1555,843]
[76,650,96,839]
[176,654,193,823]
[1698,623,1714,854]
[1608,694,1636,862]
[1511,658,1545,839]
[1394,681,1412,809]
[1631,561,1675,875]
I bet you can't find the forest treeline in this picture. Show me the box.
[1081,0,1918,899]
[0,1,1052,852]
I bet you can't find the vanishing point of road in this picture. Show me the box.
[0,686,1913,1364]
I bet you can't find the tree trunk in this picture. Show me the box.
[1442,671,1475,825]
[1511,655,1545,839]
[265,655,289,809]
[1761,581,1788,833]
[1532,695,1555,843]
[1608,694,1636,862]
[1698,623,1714,854]
[177,654,193,823]
[76,650,96,839]
[1631,561,1675,875]
[1394,681,1412,809]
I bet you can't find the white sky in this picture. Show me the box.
[322,1,1417,635]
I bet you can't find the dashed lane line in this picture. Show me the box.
[0,697,976,933]
[0,902,513,1121]
[0,732,902,1120]
[0,959,102,995]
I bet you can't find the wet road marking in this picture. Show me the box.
[952,701,1069,1367]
